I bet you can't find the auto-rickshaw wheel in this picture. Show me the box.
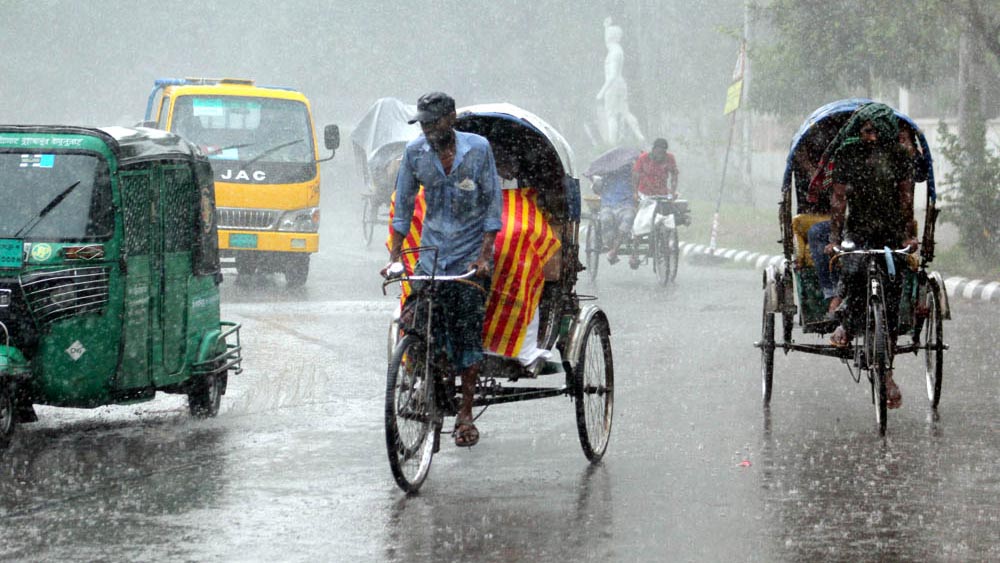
[189,363,223,418]
[0,383,17,450]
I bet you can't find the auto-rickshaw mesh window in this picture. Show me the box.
[162,165,196,253]
[121,171,151,255]
[0,152,113,240]
[193,159,221,275]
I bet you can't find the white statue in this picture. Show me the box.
[596,17,646,145]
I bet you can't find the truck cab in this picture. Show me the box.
[144,78,339,287]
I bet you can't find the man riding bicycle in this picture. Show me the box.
[823,103,918,409]
[384,92,502,447]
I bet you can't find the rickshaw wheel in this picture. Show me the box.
[760,299,775,406]
[922,282,944,408]
[667,228,680,282]
[866,292,890,436]
[584,222,600,283]
[188,368,223,418]
[652,226,675,286]
[0,384,15,451]
[386,334,436,493]
[574,315,614,462]
[362,196,378,246]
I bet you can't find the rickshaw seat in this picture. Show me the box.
[791,213,830,267]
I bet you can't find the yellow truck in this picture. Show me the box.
[143,78,339,286]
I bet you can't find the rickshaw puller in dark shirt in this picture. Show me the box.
[383,92,502,448]
[823,103,917,409]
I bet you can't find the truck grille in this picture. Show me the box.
[20,266,110,325]
[217,208,280,230]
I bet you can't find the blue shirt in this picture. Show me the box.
[392,131,503,275]
[600,167,634,208]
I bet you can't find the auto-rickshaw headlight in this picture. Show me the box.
[277,207,320,232]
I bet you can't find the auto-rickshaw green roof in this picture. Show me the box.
[0,125,203,166]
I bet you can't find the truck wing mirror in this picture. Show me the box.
[318,124,340,162]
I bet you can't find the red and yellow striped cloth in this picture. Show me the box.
[387,187,560,357]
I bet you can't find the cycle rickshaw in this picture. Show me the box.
[581,147,690,285]
[381,103,614,493]
[350,97,420,245]
[757,99,949,435]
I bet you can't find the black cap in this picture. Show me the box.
[408,92,456,124]
[653,138,669,150]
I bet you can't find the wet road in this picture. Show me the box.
[1,183,998,561]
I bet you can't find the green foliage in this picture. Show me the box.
[936,121,1000,266]
[749,0,958,117]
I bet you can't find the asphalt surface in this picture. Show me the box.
[0,167,997,561]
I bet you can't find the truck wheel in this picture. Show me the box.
[284,254,310,288]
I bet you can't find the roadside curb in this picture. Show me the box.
[678,241,1000,304]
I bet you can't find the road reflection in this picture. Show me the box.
[756,410,981,561]
[384,462,614,561]
[0,417,228,560]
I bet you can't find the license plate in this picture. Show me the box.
[0,239,23,269]
[229,234,258,249]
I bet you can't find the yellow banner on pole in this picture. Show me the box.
[723,80,743,115]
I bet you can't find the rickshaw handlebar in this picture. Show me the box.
[381,264,480,294]
[829,244,915,268]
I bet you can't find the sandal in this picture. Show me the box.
[886,371,902,409]
[607,254,620,265]
[453,420,480,448]
[829,325,851,348]
[628,256,641,270]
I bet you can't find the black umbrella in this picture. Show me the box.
[584,146,641,178]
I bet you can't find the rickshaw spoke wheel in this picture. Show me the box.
[760,297,775,406]
[866,288,890,436]
[362,196,377,246]
[0,384,15,451]
[653,227,671,286]
[667,227,680,282]
[584,222,600,283]
[386,335,436,493]
[574,315,614,462]
[923,282,944,408]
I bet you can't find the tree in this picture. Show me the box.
[748,0,958,116]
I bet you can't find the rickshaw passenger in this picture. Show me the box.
[384,92,502,448]
[594,165,636,265]
[486,149,561,371]
[823,103,917,409]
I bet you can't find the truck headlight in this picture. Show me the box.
[277,207,320,232]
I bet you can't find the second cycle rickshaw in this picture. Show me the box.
[757,99,949,435]
[381,104,614,493]
[350,98,420,245]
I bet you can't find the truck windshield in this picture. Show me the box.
[0,152,113,241]
[171,96,315,164]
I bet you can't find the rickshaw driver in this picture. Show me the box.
[382,91,503,448]
[631,138,679,268]
[823,103,917,409]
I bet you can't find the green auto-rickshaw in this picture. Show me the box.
[0,125,242,452]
